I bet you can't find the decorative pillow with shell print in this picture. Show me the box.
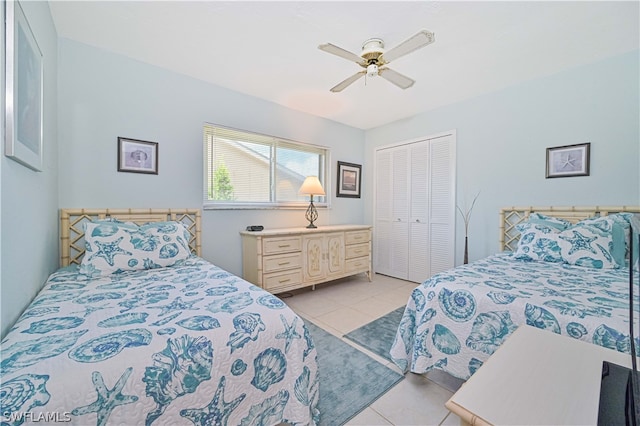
[79,220,192,277]
[514,217,624,269]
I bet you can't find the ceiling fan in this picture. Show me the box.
[318,30,435,93]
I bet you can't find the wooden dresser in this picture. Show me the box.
[240,225,372,293]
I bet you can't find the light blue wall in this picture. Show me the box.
[5,26,637,338]
[1,1,59,338]
[58,39,366,277]
[364,50,640,265]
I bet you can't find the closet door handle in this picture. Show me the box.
[416,219,421,223]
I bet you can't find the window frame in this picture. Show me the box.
[203,124,331,210]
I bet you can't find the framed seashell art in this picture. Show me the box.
[545,142,590,178]
[117,137,159,174]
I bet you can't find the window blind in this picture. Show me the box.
[203,124,328,208]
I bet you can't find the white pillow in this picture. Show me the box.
[79,221,192,276]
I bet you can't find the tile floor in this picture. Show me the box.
[280,273,465,426]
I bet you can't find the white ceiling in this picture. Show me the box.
[49,1,639,130]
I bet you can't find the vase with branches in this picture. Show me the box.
[457,192,480,264]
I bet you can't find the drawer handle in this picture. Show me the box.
[354,235,362,239]
[279,278,291,283]
[354,249,363,254]
[278,261,290,266]
[278,244,291,248]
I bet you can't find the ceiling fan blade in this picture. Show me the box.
[380,30,434,63]
[378,67,415,89]
[330,71,366,92]
[319,43,367,66]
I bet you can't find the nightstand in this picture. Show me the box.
[446,325,637,425]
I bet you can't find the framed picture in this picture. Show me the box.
[546,143,590,178]
[117,137,158,174]
[5,0,44,171]
[336,161,362,198]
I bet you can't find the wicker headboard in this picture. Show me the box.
[60,208,201,267]
[500,206,640,252]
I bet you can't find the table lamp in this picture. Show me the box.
[299,176,325,228]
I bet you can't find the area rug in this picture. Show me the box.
[305,320,404,426]
[343,305,406,363]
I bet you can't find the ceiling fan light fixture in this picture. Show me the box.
[366,63,379,77]
[319,30,434,92]
[361,38,385,57]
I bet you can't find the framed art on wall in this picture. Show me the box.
[117,137,159,174]
[5,0,44,171]
[545,143,590,178]
[336,161,361,198]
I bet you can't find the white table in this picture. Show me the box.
[445,325,637,425]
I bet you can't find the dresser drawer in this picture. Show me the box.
[345,230,370,245]
[345,257,369,273]
[263,270,303,291]
[263,253,302,273]
[345,242,369,260]
[263,236,302,255]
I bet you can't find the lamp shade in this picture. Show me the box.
[299,176,325,196]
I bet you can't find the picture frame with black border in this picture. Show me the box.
[117,137,158,174]
[546,142,590,178]
[336,161,361,198]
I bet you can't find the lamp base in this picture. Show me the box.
[305,197,319,229]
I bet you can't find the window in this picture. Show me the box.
[204,124,329,208]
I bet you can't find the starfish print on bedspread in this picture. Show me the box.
[149,296,201,316]
[559,231,597,255]
[87,238,133,266]
[72,367,138,426]
[180,376,246,426]
[276,315,301,354]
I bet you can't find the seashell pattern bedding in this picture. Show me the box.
[390,253,636,381]
[0,257,319,425]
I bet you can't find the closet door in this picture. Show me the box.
[374,132,456,283]
[428,135,456,275]
[375,145,409,279]
[408,141,430,283]
[374,149,393,276]
[390,147,410,279]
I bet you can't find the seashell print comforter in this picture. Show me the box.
[390,253,636,381]
[0,257,319,425]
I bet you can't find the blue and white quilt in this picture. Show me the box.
[390,253,637,381]
[1,257,319,425]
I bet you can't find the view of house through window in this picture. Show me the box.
[204,124,328,207]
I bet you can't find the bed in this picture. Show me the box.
[389,206,640,381]
[1,209,319,426]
